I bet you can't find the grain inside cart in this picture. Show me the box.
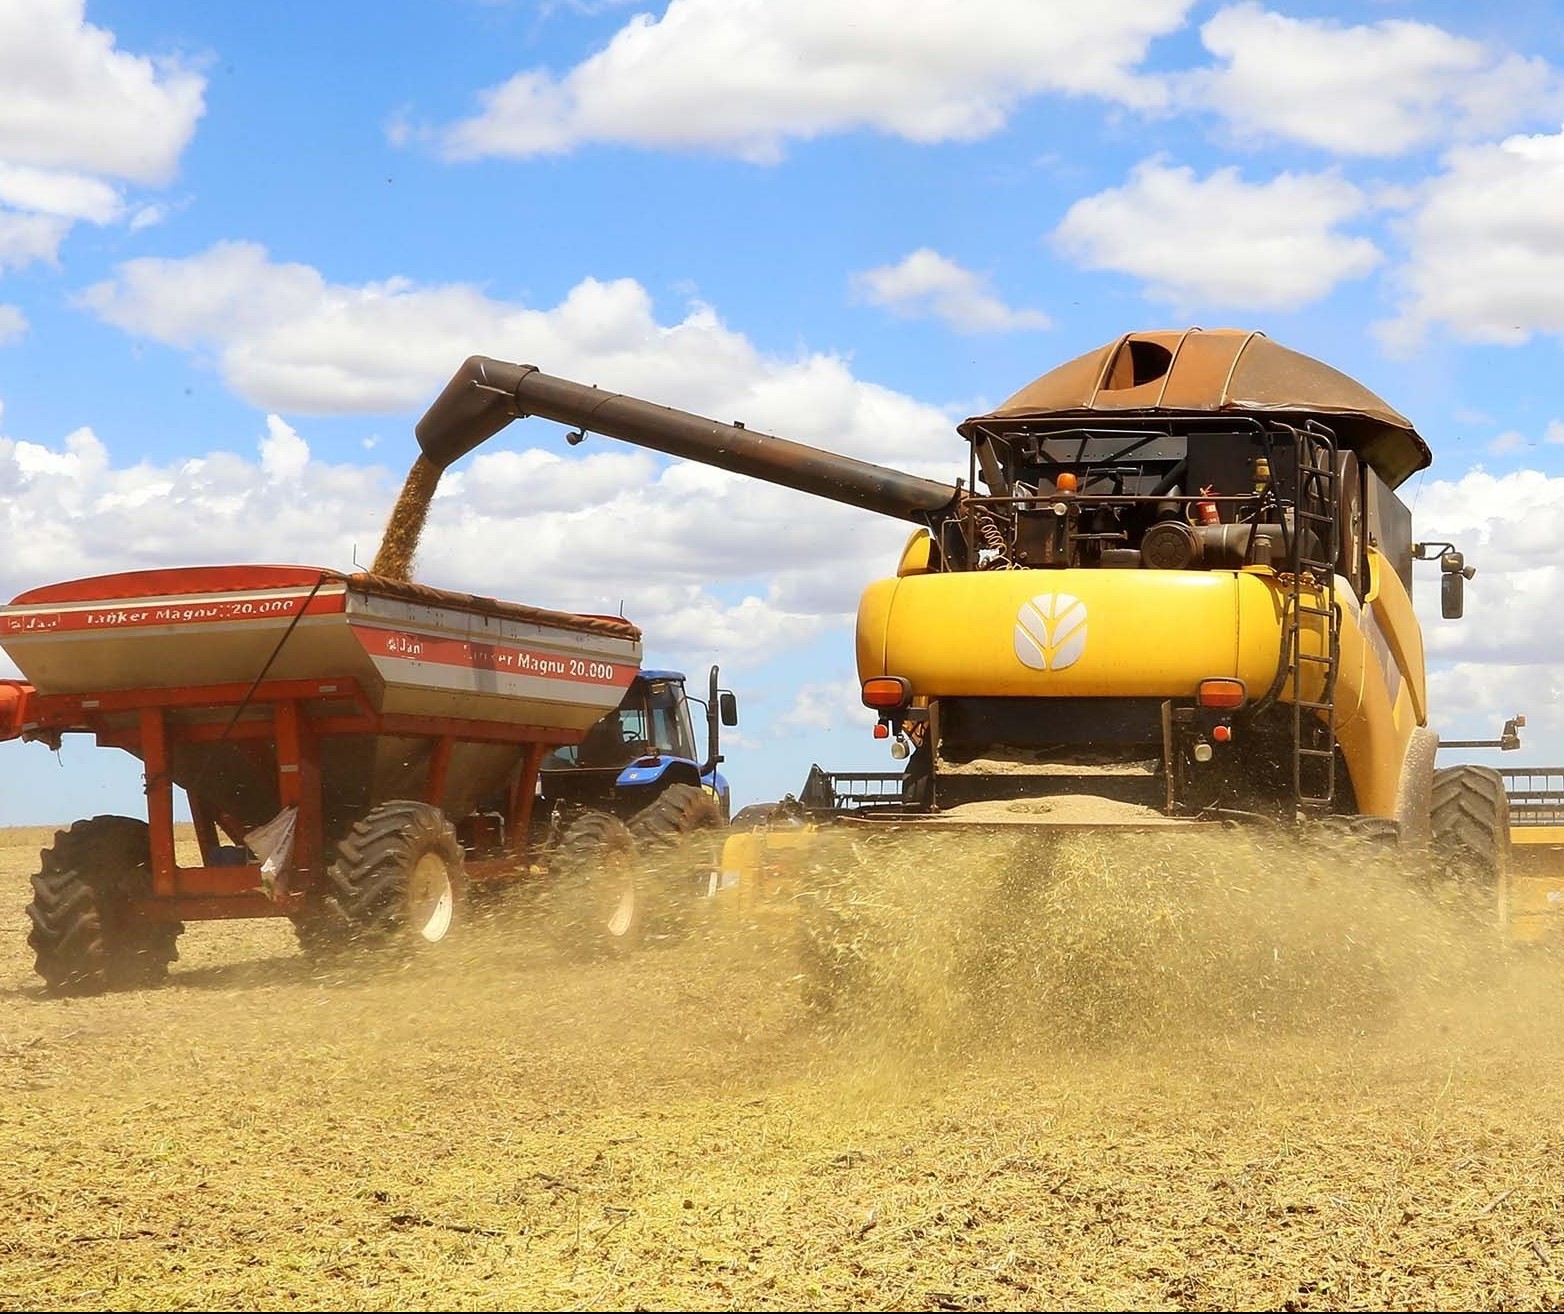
[0,564,641,993]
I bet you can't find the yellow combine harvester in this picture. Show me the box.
[414,330,1562,949]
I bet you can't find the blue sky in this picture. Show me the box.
[3,0,1564,824]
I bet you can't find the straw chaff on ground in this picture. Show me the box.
[1,822,1562,1310]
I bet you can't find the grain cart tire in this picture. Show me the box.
[627,783,725,936]
[549,810,643,959]
[321,801,466,947]
[25,816,182,995]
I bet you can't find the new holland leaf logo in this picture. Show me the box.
[1014,593,1088,671]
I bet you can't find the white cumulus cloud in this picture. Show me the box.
[1180,4,1562,157]
[1052,157,1381,311]
[851,249,1050,333]
[0,161,124,223]
[433,0,1191,162]
[0,210,71,273]
[0,304,27,344]
[0,0,206,185]
[76,243,963,480]
[258,415,311,482]
[1379,128,1564,351]
[0,1,205,272]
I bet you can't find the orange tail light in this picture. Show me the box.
[1197,678,1247,709]
[862,677,912,710]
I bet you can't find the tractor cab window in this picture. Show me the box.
[555,678,698,769]
[640,679,698,760]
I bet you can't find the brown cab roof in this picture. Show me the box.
[957,328,1432,488]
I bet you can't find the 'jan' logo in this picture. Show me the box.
[1014,593,1087,671]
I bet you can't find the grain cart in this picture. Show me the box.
[0,564,647,993]
[410,332,1518,934]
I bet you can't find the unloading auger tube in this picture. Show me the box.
[415,356,962,526]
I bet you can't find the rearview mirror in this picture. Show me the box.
[1441,569,1464,620]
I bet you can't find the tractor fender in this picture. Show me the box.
[616,755,702,792]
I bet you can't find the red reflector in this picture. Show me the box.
[862,677,911,709]
[872,722,890,739]
[1198,678,1247,709]
[1211,724,1232,743]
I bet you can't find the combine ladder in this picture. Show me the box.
[1285,428,1341,813]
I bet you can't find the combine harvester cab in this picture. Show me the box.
[412,332,1525,941]
[0,564,650,993]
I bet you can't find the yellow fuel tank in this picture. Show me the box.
[856,569,1293,698]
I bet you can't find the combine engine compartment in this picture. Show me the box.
[892,413,1405,826]
[946,416,1354,580]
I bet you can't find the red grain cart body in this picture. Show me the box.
[0,564,641,991]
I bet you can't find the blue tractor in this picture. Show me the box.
[540,664,738,954]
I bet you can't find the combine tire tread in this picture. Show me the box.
[1430,764,1509,888]
[25,815,182,995]
[320,800,465,946]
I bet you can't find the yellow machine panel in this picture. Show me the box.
[859,569,1290,699]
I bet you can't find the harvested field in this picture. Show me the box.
[2,823,1563,1311]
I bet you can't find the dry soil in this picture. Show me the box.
[1,823,1562,1311]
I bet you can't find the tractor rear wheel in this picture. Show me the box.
[1430,765,1510,923]
[318,801,465,948]
[627,783,725,936]
[25,816,182,995]
[549,810,643,958]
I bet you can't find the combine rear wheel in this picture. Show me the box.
[25,816,182,995]
[319,801,465,948]
[1430,765,1510,924]
[549,810,643,958]
[627,783,725,936]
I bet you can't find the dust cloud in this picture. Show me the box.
[790,826,1535,1061]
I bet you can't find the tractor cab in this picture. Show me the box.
[539,666,738,822]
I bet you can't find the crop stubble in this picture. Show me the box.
[1,824,1562,1311]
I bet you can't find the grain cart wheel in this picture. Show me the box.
[549,810,644,959]
[627,783,725,938]
[25,816,182,995]
[1430,765,1510,919]
[321,801,466,947]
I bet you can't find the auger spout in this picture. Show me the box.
[415,356,962,525]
